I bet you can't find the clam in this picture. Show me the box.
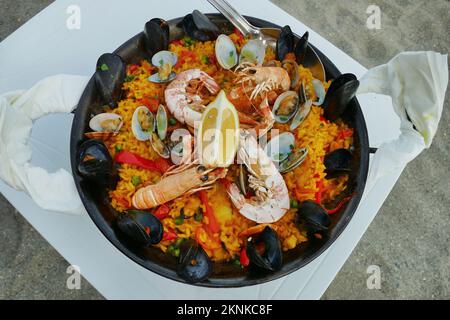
[156,104,168,140]
[290,99,313,131]
[239,39,266,66]
[246,226,283,271]
[279,148,309,174]
[265,133,309,173]
[151,132,170,159]
[77,140,117,188]
[296,200,331,235]
[272,91,300,124]
[282,59,301,90]
[215,34,238,70]
[177,239,213,283]
[117,210,164,247]
[312,79,326,106]
[170,129,192,165]
[264,132,295,164]
[148,51,178,83]
[132,106,155,141]
[85,113,123,141]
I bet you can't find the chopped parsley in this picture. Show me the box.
[124,75,135,82]
[115,145,123,153]
[194,208,204,222]
[100,63,109,71]
[169,118,177,126]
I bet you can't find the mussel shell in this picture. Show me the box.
[296,200,331,234]
[192,10,220,39]
[77,139,117,187]
[324,148,352,178]
[117,210,164,246]
[276,25,295,61]
[294,31,309,65]
[144,18,170,56]
[323,74,360,121]
[94,53,126,108]
[246,227,283,271]
[177,240,213,283]
[178,13,218,42]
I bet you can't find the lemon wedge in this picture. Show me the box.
[198,90,240,168]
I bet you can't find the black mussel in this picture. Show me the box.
[294,31,309,65]
[94,53,126,108]
[296,201,331,234]
[77,139,117,187]
[144,18,170,56]
[322,74,360,121]
[117,210,164,246]
[177,240,213,283]
[192,10,220,38]
[246,227,283,272]
[324,149,353,178]
[276,25,295,61]
[177,12,219,42]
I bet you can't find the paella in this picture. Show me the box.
[77,12,360,283]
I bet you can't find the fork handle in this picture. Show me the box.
[207,0,259,37]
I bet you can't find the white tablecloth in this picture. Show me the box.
[0,0,403,299]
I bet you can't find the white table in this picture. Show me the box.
[0,0,402,299]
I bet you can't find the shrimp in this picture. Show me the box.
[132,162,227,209]
[226,131,290,224]
[234,63,290,101]
[165,69,220,128]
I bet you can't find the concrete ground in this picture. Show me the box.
[0,0,448,300]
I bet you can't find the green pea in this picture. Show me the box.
[175,216,184,225]
[194,208,204,222]
[131,176,141,187]
[173,248,180,258]
[169,118,177,126]
[175,238,185,248]
[115,145,123,153]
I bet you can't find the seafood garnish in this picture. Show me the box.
[226,131,290,223]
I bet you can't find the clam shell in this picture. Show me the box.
[272,91,300,124]
[132,106,155,141]
[279,148,308,173]
[290,99,313,131]
[89,113,123,133]
[148,51,178,83]
[156,105,168,141]
[215,34,238,70]
[239,39,266,66]
[151,132,170,159]
[264,132,295,164]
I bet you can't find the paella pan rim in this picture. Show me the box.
[70,14,370,288]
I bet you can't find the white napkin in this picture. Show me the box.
[357,51,448,188]
[0,75,89,214]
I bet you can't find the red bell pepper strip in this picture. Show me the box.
[154,204,170,220]
[240,248,250,267]
[315,179,324,204]
[325,196,353,215]
[138,98,159,113]
[198,190,221,234]
[162,228,178,242]
[115,151,170,174]
[129,64,139,73]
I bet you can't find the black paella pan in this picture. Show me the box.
[70,13,370,287]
